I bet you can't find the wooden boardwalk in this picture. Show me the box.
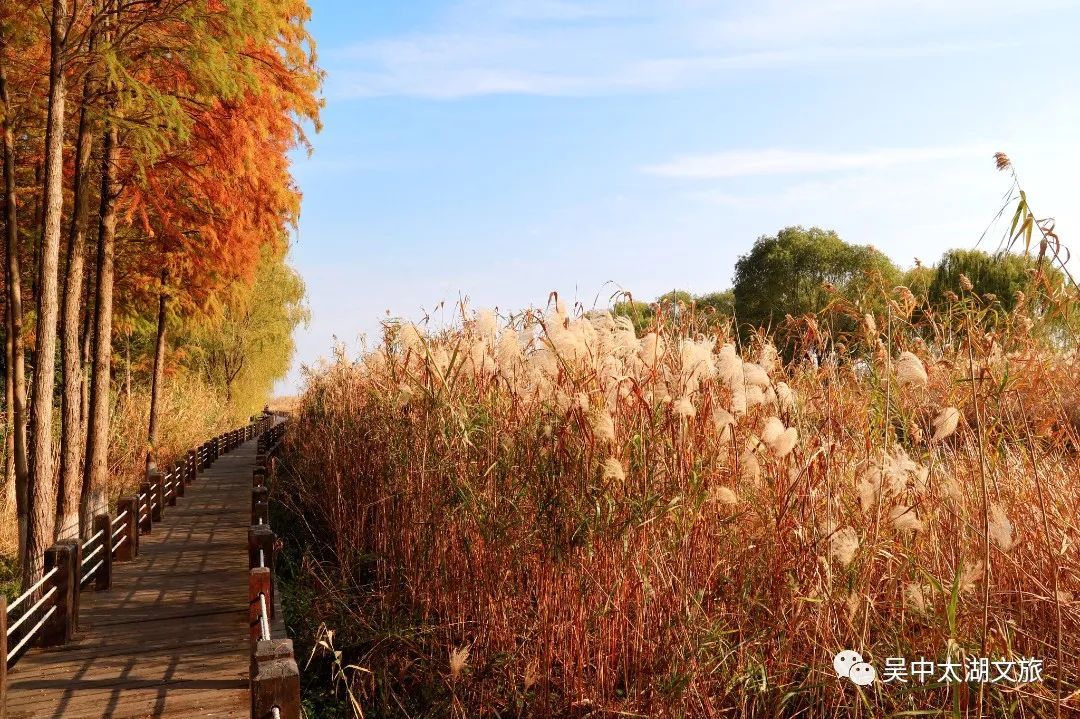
[4,439,262,719]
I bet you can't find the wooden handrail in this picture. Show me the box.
[1,412,278,715]
[248,415,300,719]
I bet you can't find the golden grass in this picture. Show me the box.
[286,292,1078,717]
[0,375,235,568]
[267,394,300,414]
[106,376,235,496]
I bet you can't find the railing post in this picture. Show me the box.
[251,642,301,719]
[252,486,269,526]
[252,636,293,680]
[175,464,186,498]
[138,482,153,533]
[116,496,138,560]
[253,465,267,488]
[41,540,79,646]
[248,526,275,573]
[92,514,112,591]
[150,469,165,522]
[1,595,8,719]
[249,567,272,643]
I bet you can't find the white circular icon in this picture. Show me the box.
[848,662,877,686]
[833,650,863,678]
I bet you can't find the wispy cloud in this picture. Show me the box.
[642,146,992,179]
[328,0,1053,100]
[332,43,1006,99]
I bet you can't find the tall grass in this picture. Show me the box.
[284,288,1079,718]
[107,375,235,494]
[1,375,234,563]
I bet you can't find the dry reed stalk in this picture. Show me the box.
[282,296,1080,718]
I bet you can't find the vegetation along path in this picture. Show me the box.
[5,436,266,719]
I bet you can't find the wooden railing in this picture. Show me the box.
[248,418,297,719]
[0,413,276,716]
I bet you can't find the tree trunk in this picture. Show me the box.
[4,288,13,508]
[80,248,94,430]
[0,26,28,566]
[123,333,130,400]
[82,107,119,534]
[24,0,69,584]
[147,269,168,463]
[56,49,96,541]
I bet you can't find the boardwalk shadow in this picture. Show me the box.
[5,441,257,719]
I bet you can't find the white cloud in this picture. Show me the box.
[709,0,1069,47]
[327,0,1048,99]
[642,145,992,179]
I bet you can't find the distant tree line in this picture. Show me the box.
[616,225,1072,342]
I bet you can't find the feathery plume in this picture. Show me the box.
[774,382,796,412]
[989,503,1014,552]
[712,486,738,506]
[958,559,984,594]
[742,361,770,389]
[602,457,626,482]
[931,407,961,442]
[476,309,498,340]
[896,351,928,386]
[673,395,696,419]
[829,527,860,567]
[449,645,470,681]
[739,447,760,482]
[757,343,779,372]
[890,505,925,533]
[399,323,423,353]
[639,332,665,367]
[904,583,929,613]
[496,330,522,374]
[591,411,616,444]
[761,416,797,457]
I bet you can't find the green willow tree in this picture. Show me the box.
[187,251,309,418]
[928,248,1076,338]
[732,226,900,338]
[930,249,1052,311]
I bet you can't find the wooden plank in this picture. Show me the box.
[4,437,265,719]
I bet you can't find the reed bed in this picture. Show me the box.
[285,289,1079,718]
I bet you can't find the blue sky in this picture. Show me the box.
[279,0,1080,393]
